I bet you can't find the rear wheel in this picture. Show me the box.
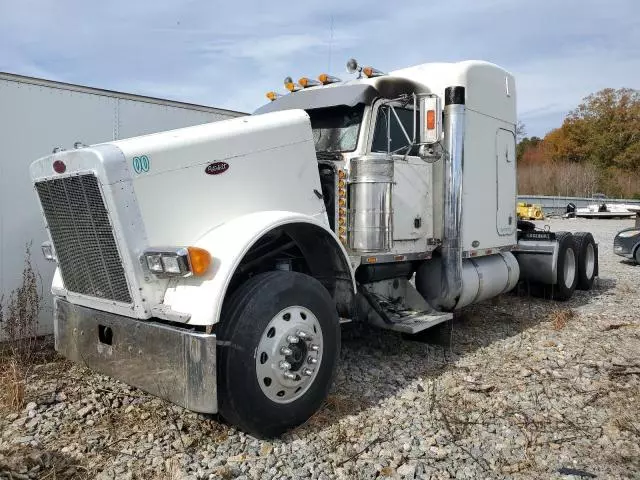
[217,271,340,437]
[634,245,640,265]
[552,232,578,300]
[573,232,597,290]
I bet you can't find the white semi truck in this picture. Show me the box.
[30,59,597,437]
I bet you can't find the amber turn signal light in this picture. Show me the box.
[188,247,211,276]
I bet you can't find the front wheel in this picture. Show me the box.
[217,271,340,437]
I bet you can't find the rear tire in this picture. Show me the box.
[217,271,340,438]
[573,232,597,290]
[634,245,640,265]
[551,232,578,300]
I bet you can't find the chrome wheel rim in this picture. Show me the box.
[585,243,595,279]
[564,248,576,289]
[255,306,323,404]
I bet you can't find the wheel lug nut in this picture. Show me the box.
[279,361,291,371]
[286,335,300,344]
[297,331,312,340]
[307,356,318,365]
[283,372,297,380]
[302,368,314,376]
[310,344,320,352]
[280,347,293,356]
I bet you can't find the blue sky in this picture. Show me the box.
[0,0,637,137]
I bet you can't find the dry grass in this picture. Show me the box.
[550,309,575,331]
[518,160,640,199]
[0,359,26,410]
[0,245,43,411]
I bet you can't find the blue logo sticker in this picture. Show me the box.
[132,155,150,174]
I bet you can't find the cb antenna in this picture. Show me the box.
[328,15,334,72]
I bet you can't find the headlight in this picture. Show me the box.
[617,230,640,238]
[142,247,210,277]
[145,254,164,273]
[161,255,182,274]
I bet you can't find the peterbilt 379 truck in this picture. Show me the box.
[30,59,597,437]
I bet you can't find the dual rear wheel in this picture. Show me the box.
[549,231,597,300]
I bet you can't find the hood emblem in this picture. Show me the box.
[205,162,229,175]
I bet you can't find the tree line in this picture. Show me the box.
[517,88,640,198]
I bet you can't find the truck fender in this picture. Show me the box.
[161,211,356,326]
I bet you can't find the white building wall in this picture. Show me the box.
[0,73,243,337]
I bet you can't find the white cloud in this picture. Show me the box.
[0,0,637,134]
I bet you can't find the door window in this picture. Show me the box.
[371,105,419,156]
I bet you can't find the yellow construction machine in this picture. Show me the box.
[517,202,545,220]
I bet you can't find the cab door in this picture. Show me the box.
[368,101,433,246]
[496,128,516,236]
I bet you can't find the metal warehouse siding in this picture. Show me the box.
[0,72,244,337]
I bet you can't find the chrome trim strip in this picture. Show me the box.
[360,251,431,264]
[462,244,518,258]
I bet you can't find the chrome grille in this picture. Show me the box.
[35,174,131,303]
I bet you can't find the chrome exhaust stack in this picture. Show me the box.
[440,86,465,310]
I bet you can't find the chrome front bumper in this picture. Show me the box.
[54,298,217,413]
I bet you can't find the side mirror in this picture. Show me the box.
[419,96,442,145]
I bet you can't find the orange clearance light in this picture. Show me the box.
[362,66,385,78]
[426,110,436,130]
[318,73,341,85]
[338,197,346,207]
[338,188,346,197]
[338,170,346,179]
[284,76,300,92]
[266,91,280,101]
[187,247,211,276]
[298,77,321,88]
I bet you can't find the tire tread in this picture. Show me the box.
[573,231,596,290]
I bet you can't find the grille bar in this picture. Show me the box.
[36,174,132,303]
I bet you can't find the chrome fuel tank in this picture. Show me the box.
[348,157,394,252]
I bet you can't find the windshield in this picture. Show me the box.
[307,104,365,153]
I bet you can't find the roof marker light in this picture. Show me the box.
[362,66,385,78]
[318,73,341,85]
[284,76,302,92]
[298,77,321,88]
[266,91,282,101]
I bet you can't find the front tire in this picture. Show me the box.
[217,271,340,437]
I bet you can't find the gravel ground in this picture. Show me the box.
[1,218,639,480]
